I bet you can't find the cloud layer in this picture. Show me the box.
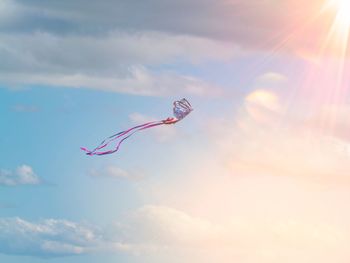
[2,204,348,262]
[0,30,234,95]
[0,0,338,95]
[0,0,327,44]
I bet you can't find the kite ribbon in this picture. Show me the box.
[81,98,192,156]
[80,118,177,156]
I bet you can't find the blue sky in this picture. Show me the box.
[1,0,350,262]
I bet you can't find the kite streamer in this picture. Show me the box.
[81,98,193,156]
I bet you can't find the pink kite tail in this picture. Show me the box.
[80,119,175,156]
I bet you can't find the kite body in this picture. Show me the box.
[173,98,192,120]
[81,98,192,156]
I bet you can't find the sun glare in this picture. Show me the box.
[319,0,350,57]
[329,0,350,30]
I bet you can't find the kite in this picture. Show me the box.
[81,98,193,156]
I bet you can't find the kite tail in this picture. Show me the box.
[81,118,175,156]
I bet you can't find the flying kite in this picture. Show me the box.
[81,98,193,156]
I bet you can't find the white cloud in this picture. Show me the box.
[0,217,102,257]
[0,165,40,186]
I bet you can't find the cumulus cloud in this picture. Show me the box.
[0,165,40,186]
[0,215,140,258]
[0,217,103,257]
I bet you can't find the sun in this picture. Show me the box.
[328,0,350,31]
[320,0,350,55]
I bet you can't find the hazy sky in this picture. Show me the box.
[1,0,350,262]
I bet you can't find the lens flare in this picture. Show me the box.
[331,0,350,30]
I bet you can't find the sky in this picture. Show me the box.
[0,0,350,262]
